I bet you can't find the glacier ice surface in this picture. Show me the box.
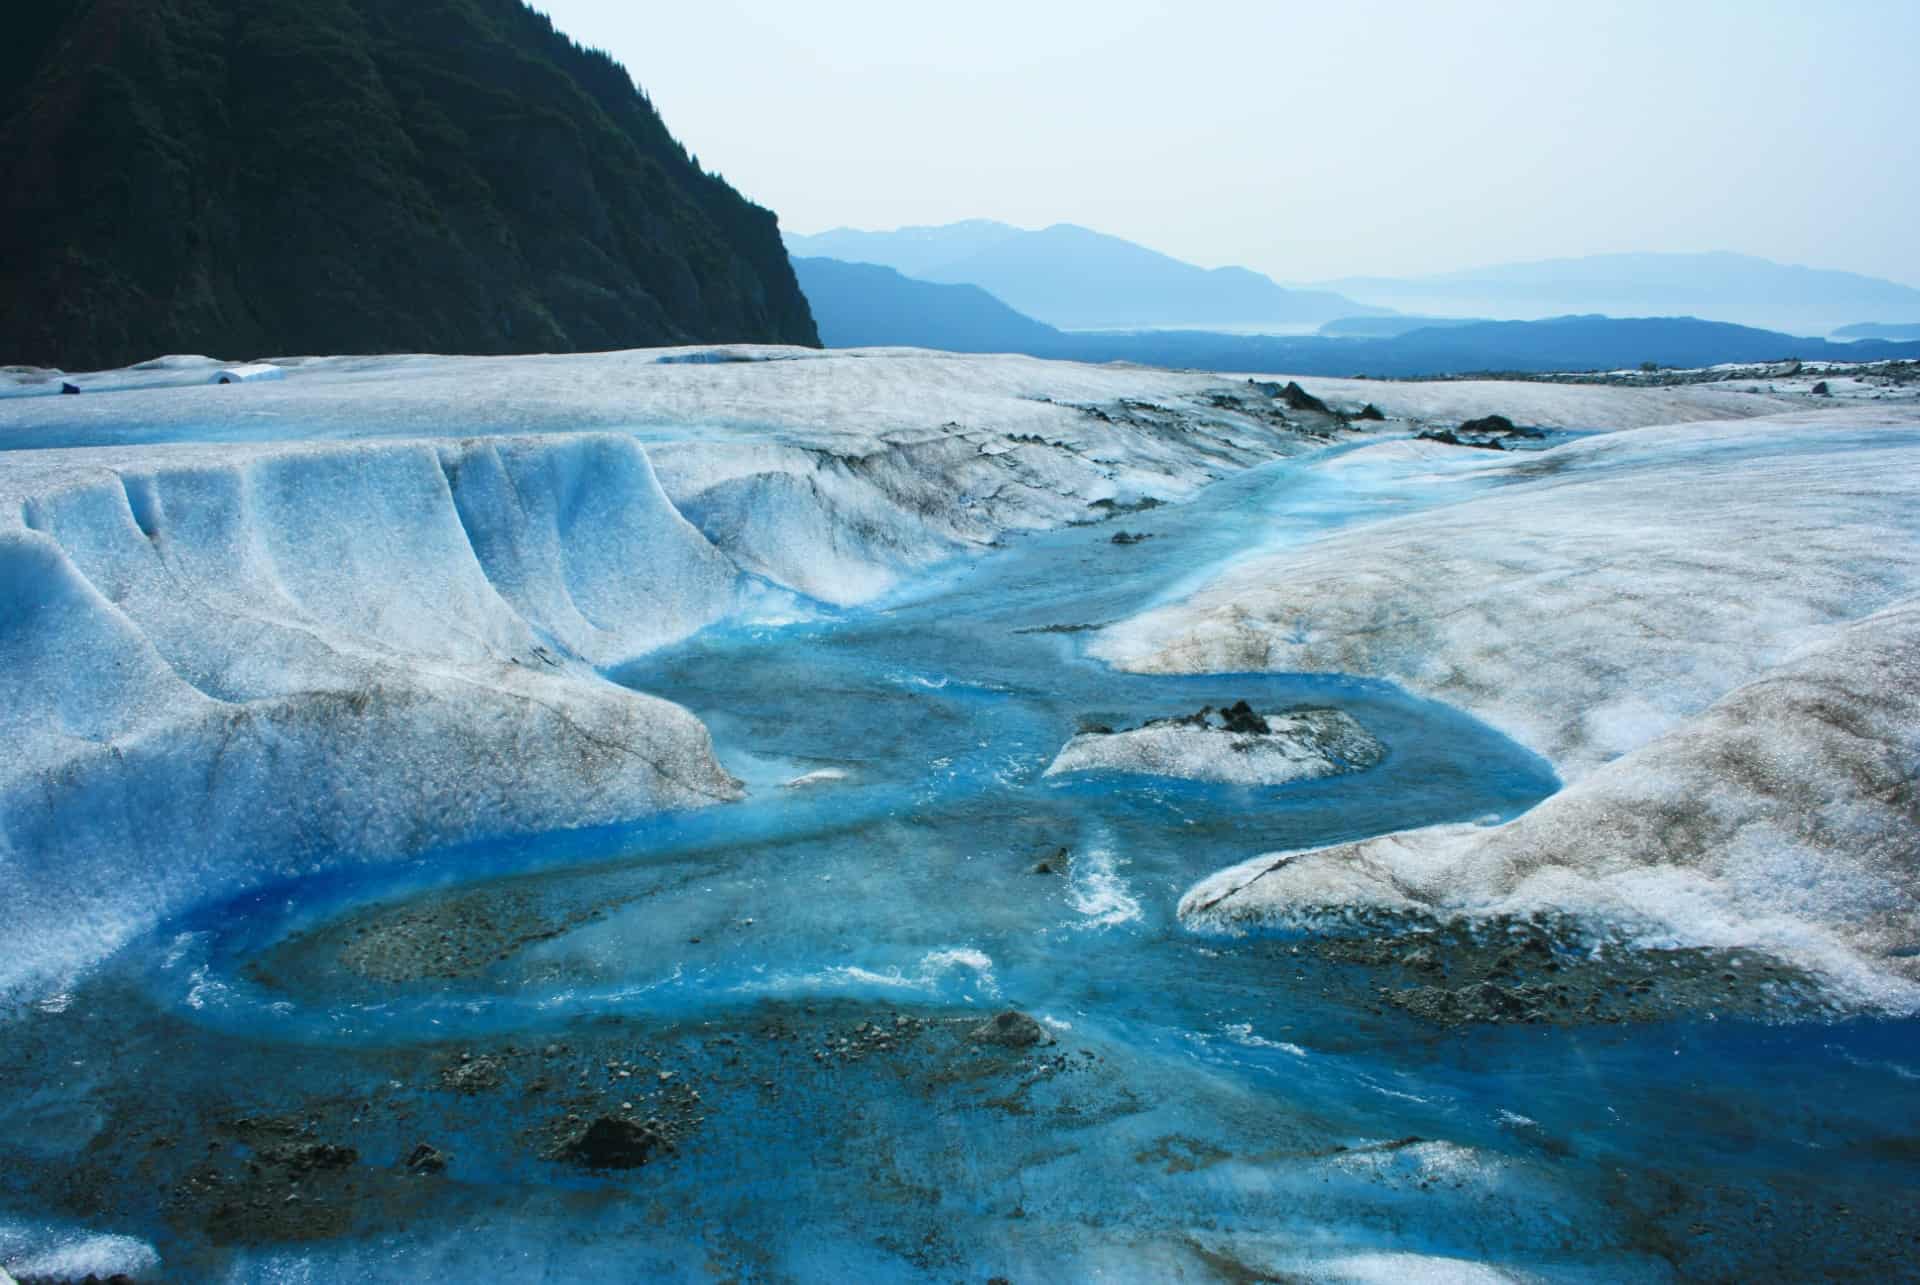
[1105,403,1920,1002]
[1,346,1458,1001]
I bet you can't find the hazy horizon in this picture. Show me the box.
[534,0,1920,289]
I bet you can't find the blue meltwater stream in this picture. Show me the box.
[3,442,1917,1281]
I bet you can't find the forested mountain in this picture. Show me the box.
[0,0,818,369]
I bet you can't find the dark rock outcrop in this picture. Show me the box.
[559,1115,669,1169]
[1218,699,1270,735]
[1029,846,1069,875]
[405,1143,448,1175]
[1279,381,1330,414]
[969,1010,1054,1049]
[0,0,819,368]
[1418,414,1547,450]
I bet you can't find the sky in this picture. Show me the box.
[533,0,1920,286]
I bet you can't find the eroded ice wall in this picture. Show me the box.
[0,434,747,1001]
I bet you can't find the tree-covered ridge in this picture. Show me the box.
[0,0,818,369]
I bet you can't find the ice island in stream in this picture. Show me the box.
[1044,702,1386,786]
[4,345,1920,1281]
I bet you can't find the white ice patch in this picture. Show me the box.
[1328,1138,1490,1184]
[736,948,999,1002]
[209,363,286,385]
[1302,1251,1527,1284]
[782,768,850,790]
[0,1220,160,1282]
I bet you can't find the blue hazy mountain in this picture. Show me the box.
[1316,252,1920,337]
[786,220,1026,280]
[1834,322,1920,342]
[790,257,1066,351]
[785,221,1384,330]
[1317,315,1483,339]
[793,259,1920,375]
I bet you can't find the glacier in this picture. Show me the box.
[0,347,1407,1002]
[3,345,1917,1282]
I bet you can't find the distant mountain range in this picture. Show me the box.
[1314,252,1920,337]
[789,223,1920,341]
[785,221,1382,330]
[1316,316,1483,339]
[791,257,1061,351]
[1835,322,1920,342]
[1,0,817,369]
[793,257,1920,376]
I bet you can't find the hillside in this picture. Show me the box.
[787,221,1380,330]
[0,0,818,369]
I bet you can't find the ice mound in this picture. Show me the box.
[1124,403,1920,1006]
[1045,703,1384,786]
[1181,601,1920,1008]
[1099,406,1920,775]
[209,362,286,385]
